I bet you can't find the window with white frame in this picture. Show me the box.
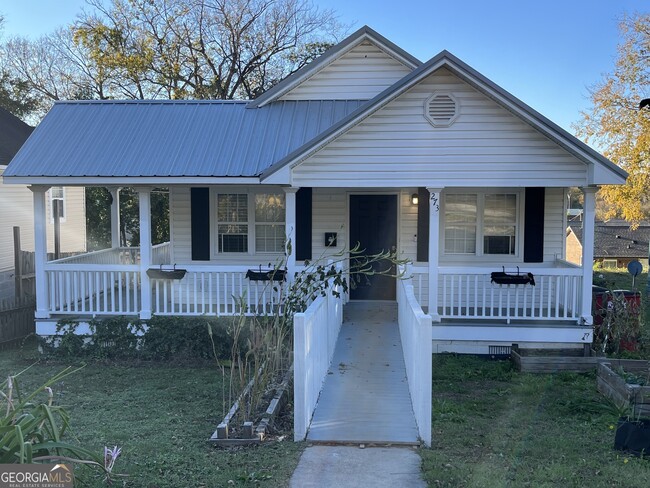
[444,192,519,256]
[49,186,66,222]
[255,193,285,253]
[217,194,248,252]
[215,192,286,254]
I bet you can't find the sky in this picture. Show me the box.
[0,0,647,132]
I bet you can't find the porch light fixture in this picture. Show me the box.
[411,193,419,205]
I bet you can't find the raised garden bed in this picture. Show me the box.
[597,360,650,417]
[209,366,293,447]
[511,344,605,373]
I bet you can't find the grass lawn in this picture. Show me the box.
[421,355,650,487]
[0,348,302,487]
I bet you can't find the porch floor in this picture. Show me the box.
[306,302,419,445]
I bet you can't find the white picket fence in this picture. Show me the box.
[397,266,432,447]
[293,274,344,441]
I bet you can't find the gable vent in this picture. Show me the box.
[425,92,458,127]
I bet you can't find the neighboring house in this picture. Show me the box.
[0,107,86,300]
[567,221,650,269]
[3,26,626,355]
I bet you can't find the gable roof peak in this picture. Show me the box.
[248,25,421,108]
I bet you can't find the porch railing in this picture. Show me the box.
[150,266,285,316]
[397,265,432,447]
[293,269,344,441]
[410,263,583,322]
[44,264,141,315]
[151,242,171,265]
[48,247,139,265]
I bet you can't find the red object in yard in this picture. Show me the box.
[619,339,638,352]
[592,287,641,326]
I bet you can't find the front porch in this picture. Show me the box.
[36,251,592,340]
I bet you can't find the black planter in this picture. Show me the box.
[245,268,286,282]
[614,417,650,456]
[146,268,187,280]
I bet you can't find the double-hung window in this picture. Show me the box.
[255,194,285,253]
[215,192,286,254]
[49,186,66,222]
[444,192,519,256]
[217,194,248,253]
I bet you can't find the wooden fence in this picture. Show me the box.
[0,296,35,350]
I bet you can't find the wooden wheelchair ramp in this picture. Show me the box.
[306,302,420,445]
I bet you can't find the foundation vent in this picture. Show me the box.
[489,345,512,357]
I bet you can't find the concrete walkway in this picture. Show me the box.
[289,446,427,488]
[306,302,419,444]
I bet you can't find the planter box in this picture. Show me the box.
[511,344,605,373]
[245,268,286,282]
[209,366,292,447]
[597,360,650,417]
[146,268,187,280]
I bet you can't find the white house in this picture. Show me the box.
[3,26,625,350]
[0,108,86,300]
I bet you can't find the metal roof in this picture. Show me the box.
[4,99,364,178]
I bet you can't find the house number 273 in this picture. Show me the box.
[430,193,439,213]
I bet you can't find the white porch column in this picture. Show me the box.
[284,187,299,280]
[137,187,152,320]
[108,187,121,248]
[30,186,50,319]
[580,186,597,325]
[427,187,442,321]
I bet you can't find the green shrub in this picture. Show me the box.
[87,316,144,359]
[140,316,234,361]
[43,316,237,362]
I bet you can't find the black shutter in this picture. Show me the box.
[295,187,312,261]
[190,188,210,261]
[416,187,429,262]
[524,187,545,263]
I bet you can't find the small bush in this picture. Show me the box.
[43,316,239,362]
[140,316,234,361]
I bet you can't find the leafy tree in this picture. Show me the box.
[576,13,650,228]
[0,71,41,119]
[0,14,40,118]
[1,1,341,248]
[73,0,341,100]
[85,187,169,250]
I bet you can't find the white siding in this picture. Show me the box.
[280,40,412,101]
[0,171,86,271]
[169,186,192,264]
[171,187,419,267]
[544,188,565,262]
[292,67,589,188]
[311,188,346,259]
[170,186,291,266]
[45,186,86,256]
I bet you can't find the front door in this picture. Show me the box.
[349,195,397,300]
